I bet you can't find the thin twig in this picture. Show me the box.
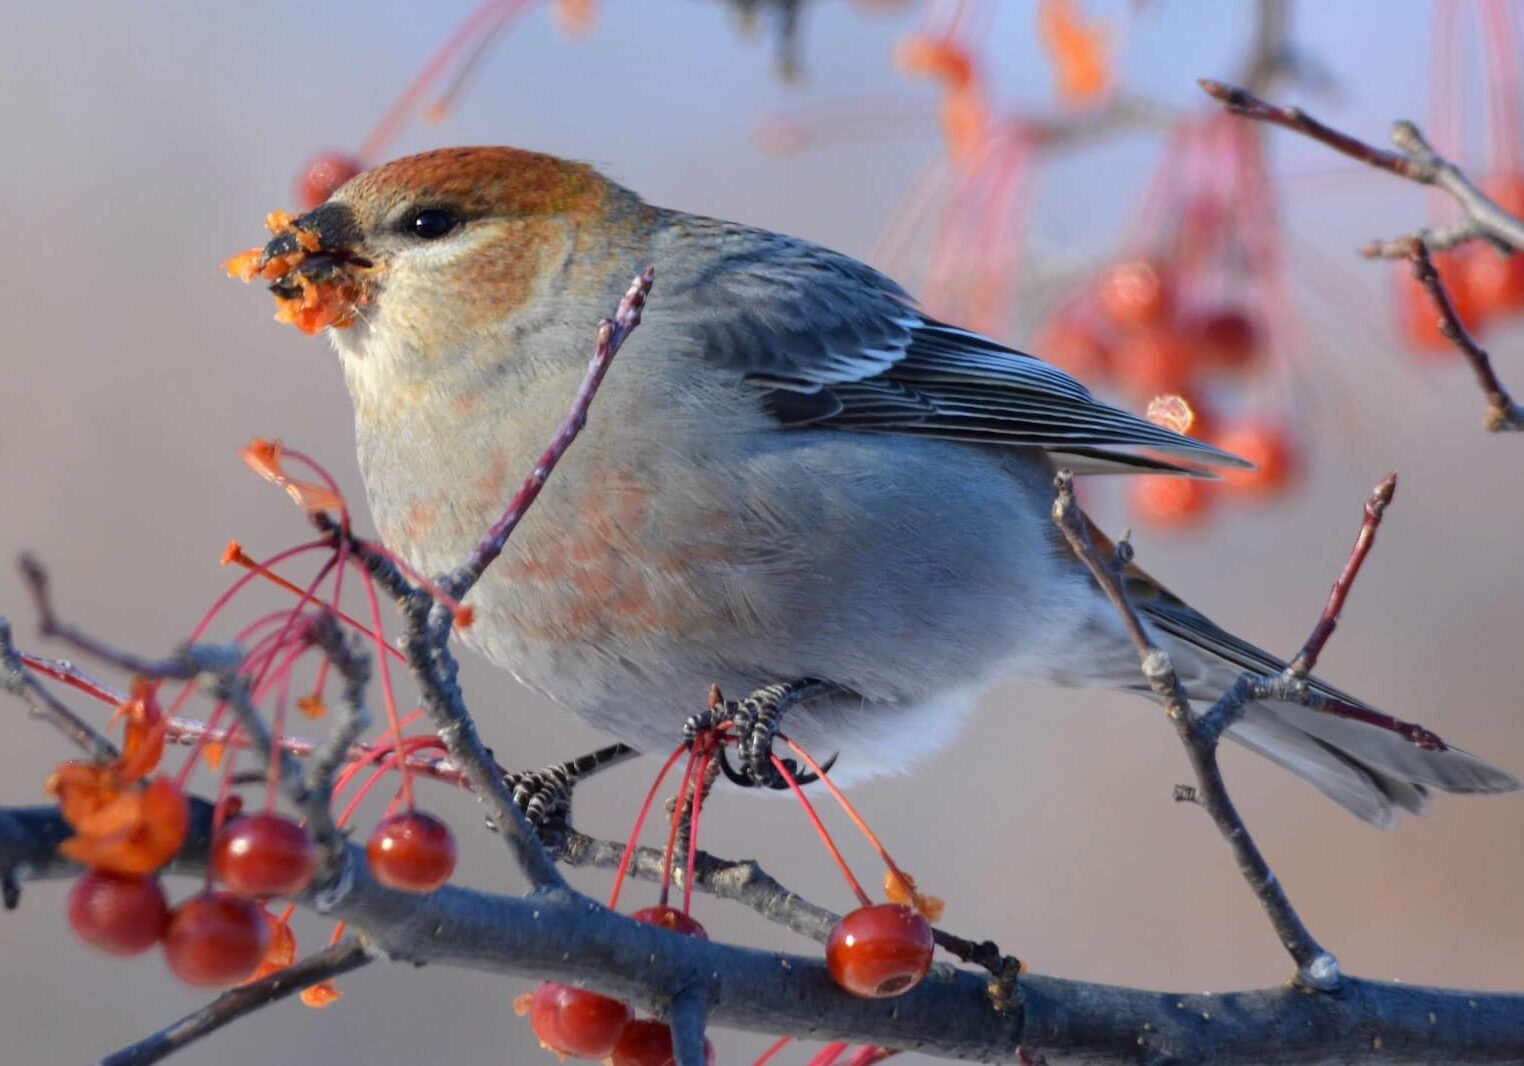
[100,938,372,1066]
[299,613,372,862]
[18,556,237,680]
[1051,471,1339,990]
[443,266,654,602]
[0,621,117,763]
[1405,240,1524,432]
[1198,79,1524,254]
[1288,475,1397,676]
[559,830,840,943]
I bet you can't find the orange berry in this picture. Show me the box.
[296,152,362,210]
[1112,325,1193,398]
[1128,476,1213,529]
[1462,243,1524,318]
[826,903,935,999]
[366,811,456,893]
[528,983,632,1059]
[67,871,169,957]
[1096,259,1173,329]
[1214,421,1299,498]
[212,813,318,898]
[1035,314,1112,382]
[609,1019,714,1066]
[162,893,270,988]
[1180,307,1261,371]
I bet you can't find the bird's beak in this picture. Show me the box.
[257,203,367,279]
[226,203,376,335]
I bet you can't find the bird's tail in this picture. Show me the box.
[1080,520,1519,827]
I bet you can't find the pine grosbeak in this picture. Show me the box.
[238,146,1516,825]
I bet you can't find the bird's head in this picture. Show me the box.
[228,146,640,368]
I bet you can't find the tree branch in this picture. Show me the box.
[1198,79,1524,254]
[1404,239,1524,433]
[1051,471,1338,990]
[100,938,372,1066]
[4,802,1524,1062]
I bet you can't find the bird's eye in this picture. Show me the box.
[406,207,459,240]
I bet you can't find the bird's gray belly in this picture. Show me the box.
[446,430,1090,757]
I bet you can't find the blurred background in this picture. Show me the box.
[2,1,1522,1062]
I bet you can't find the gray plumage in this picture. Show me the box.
[303,149,1517,828]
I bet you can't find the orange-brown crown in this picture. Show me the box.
[337,146,614,222]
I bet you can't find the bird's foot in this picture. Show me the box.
[682,679,837,790]
[494,742,638,843]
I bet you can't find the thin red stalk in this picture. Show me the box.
[782,738,908,886]
[658,747,701,909]
[608,742,688,912]
[425,0,530,120]
[681,747,714,916]
[807,1042,851,1066]
[336,741,444,829]
[18,655,122,707]
[197,540,329,643]
[270,446,347,520]
[359,557,413,809]
[753,1036,794,1065]
[772,755,871,908]
[229,549,407,662]
[173,558,337,789]
[356,0,530,162]
[1482,0,1523,173]
[330,719,434,801]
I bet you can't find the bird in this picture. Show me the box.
[236,145,1517,827]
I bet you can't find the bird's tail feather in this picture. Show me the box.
[1078,512,1521,826]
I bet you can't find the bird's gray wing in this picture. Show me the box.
[658,222,1247,474]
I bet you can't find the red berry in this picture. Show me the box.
[1127,476,1214,529]
[1112,325,1194,399]
[67,870,169,956]
[296,152,362,210]
[1035,313,1112,382]
[366,810,457,893]
[528,983,632,1059]
[609,1019,715,1066]
[212,813,318,897]
[631,906,708,939]
[1485,171,1524,217]
[1214,421,1299,498]
[162,893,270,988]
[825,903,935,999]
[1181,307,1261,371]
[1461,243,1524,318]
[1096,259,1173,329]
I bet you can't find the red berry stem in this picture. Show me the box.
[772,755,872,908]
[656,746,702,909]
[783,737,913,893]
[752,1036,794,1065]
[608,742,688,911]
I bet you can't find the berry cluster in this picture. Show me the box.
[511,702,942,1063]
[1038,115,1301,529]
[42,440,466,997]
[1398,3,1524,354]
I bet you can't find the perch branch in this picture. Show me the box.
[4,803,1524,1062]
